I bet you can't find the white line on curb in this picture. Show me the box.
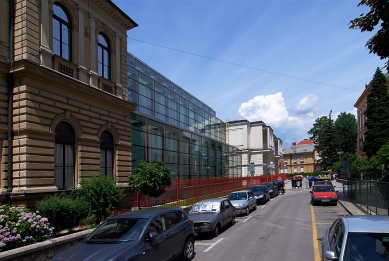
[242,216,252,223]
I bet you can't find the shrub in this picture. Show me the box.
[0,204,53,252]
[75,175,125,225]
[36,192,89,233]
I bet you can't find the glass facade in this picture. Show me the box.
[128,53,241,180]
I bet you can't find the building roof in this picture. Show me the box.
[297,139,315,145]
[282,139,316,154]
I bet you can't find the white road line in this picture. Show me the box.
[261,205,266,209]
[204,237,224,252]
[242,216,252,222]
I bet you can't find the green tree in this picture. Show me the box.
[129,160,172,209]
[349,0,389,72]
[314,111,340,170]
[334,112,357,154]
[76,175,125,225]
[364,68,389,157]
[308,116,329,141]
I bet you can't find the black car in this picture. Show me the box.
[249,185,270,204]
[262,182,278,198]
[276,180,285,194]
[51,207,195,261]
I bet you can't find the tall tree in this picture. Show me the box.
[313,111,340,170]
[364,68,389,157]
[308,116,329,141]
[334,112,357,154]
[349,0,389,72]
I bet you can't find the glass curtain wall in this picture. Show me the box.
[131,114,241,180]
[127,52,240,180]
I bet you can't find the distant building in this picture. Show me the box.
[282,139,321,174]
[227,120,283,176]
[354,73,389,159]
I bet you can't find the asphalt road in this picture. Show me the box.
[192,184,350,261]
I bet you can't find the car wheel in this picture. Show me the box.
[253,204,257,210]
[333,202,338,206]
[181,237,195,261]
[245,207,249,216]
[213,224,221,237]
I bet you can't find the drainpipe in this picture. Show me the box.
[6,0,15,204]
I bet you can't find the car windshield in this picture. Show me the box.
[85,218,147,244]
[250,187,264,193]
[344,232,389,261]
[313,186,335,192]
[228,192,247,200]
[263,183,272,189]
[190,201,220,213]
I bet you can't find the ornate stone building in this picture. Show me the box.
[0,0,137,207]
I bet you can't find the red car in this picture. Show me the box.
[310,184,338,206]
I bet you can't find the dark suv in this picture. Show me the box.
[51,207,195,261]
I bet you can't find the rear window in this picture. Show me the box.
[344,232,389,261]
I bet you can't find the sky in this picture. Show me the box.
[112,0,385,148]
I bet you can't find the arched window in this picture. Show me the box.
[53,3,71,60]
[54,122,75,190]
[100,131,114,178]
[98,33,110,79]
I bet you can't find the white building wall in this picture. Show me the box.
[250,125,263,149]
[229,123,249,149]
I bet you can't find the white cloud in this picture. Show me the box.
[238,92,289,127]
[294,94,319,114]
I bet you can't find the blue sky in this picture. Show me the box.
[112,0,385,148]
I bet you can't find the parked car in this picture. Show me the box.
[322,215,389,261]
[261,182,278,198]
[189,198,236,237]
[310,184,338,206]
[50,207,195,261]
[276,180,286,194]
[227,190,257,216]
[249,185,270,204]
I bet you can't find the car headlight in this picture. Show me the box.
[238,204,246,208]
[332,196,337,199]
[257,195,264,198]
[269,190,273,193]
[314,196,320,199]
[203,223,211,230]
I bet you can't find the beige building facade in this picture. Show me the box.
[282,139,321,174]
[354,74,389,159]
[0,0,138,207]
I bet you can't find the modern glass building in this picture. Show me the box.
[127,53,242,180]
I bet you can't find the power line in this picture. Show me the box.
[128,37,360,92]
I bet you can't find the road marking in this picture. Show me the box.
[261,205,266,209]
[242,216,252,222]
[310,205,321,261]
[204,237,224,252]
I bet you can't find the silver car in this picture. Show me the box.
[321,215,389,261]
[189,198,236,238]
[227,190,257,216]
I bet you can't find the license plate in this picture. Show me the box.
[321,199,330,202]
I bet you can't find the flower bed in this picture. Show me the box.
[0,204,54,252]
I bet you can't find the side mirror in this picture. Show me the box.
[145,232,158,242]
[325,250,338,260]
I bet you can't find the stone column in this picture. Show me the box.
[89,15,98,88]
[40,0,53,67]
[115,33,123,98]
[77,5,88,83]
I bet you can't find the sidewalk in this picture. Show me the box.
[332,180,367,216]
